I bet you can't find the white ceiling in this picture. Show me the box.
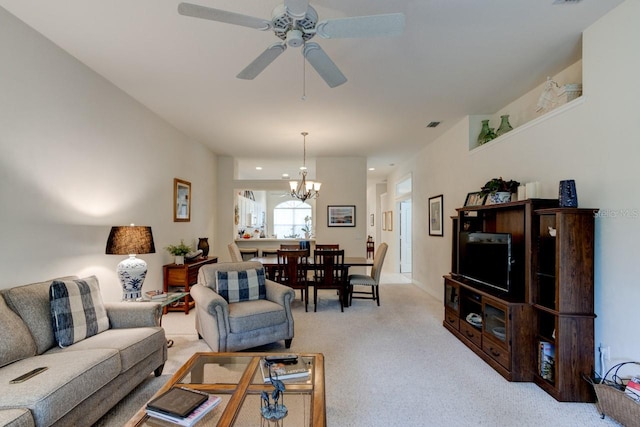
[0,0,623,181]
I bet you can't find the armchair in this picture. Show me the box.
[190,261,295,352]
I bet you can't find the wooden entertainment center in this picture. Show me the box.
[443,199,597,402]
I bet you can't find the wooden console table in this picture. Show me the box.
[163,256,218,314]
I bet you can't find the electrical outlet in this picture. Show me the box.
[601,345,611,361]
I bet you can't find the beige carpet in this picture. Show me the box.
[95,281,619,426]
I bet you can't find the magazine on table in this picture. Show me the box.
[260,357,311,383]
[146,393,221,426]
[144,290,168,300]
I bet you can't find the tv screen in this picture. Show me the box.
[458,232,512,293]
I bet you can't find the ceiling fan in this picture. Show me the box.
[177,1,405,88]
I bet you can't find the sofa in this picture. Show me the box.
[191,261,295,352]
[0,276,167,427]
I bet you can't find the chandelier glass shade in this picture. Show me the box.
[289,132,321,202]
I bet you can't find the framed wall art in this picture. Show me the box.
[174,178,191,222]
[327,205,355,227]
[429,195,443,236]
[464,191,487,207]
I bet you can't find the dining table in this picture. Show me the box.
[249,255,373,308]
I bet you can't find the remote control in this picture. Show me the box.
[265,354,298,364]
[10,367,48,384]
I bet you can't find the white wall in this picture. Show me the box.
[387,0,640,364]
[0,8,217,301]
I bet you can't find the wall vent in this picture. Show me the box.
[426,121,441,128]
[552,0,582,4]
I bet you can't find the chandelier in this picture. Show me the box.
[289,132,321,202]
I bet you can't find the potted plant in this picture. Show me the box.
[301,216,313,239]
[481,177,520,204]
[165,240,192,265]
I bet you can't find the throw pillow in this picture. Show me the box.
[49,276,109,348]
[216,269,266,303]
[0,294,37,367]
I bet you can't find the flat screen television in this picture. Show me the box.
[458,232,513,293]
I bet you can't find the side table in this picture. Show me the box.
[138,292,188,348]
[163,256,218,314]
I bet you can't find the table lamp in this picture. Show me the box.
[105,224,155,301]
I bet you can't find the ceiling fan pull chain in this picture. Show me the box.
[302,51,307,101]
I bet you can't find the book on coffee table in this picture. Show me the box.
[146,392,221,426]
[260,357,311,383]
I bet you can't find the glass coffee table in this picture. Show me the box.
[125,352,326,427]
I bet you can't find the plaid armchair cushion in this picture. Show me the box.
[216,269,266,303]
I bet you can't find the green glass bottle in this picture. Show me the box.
[496,114,513,137]
[477,120,490,145]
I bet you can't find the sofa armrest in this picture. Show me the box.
[265,279,295,306]
[104,302,161,328]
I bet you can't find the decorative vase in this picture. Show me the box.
[477,120,490,145]
[559,180,578,207]
[495,114,513,137]
[490,191,512,204]
[198,238,209,257]
[174,255,184,265]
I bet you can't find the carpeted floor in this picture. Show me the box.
[94,281,620,426]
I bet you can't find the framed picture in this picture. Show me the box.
[370,214,375,227]
[386,210,393,231]
[327,205,355,227]
[464,191,487,207]
[174,178,191,222]
[429,195,444,236]
[382,212,387,230]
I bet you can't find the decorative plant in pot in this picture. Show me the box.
[481,177,520,204]
[165,240,192,265]
[301,216,313,239]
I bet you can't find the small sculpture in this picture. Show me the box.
[260,363,288,426]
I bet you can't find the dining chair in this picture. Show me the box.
[312,249,348,312]
[281,243,309,256]
[348,243,388,306]
[228,242,242,262]
[275,249,310,311]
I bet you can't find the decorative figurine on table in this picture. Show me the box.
[261,365,288,426]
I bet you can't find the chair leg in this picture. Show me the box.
[314,286,318,312]
[285,338,292,348]
[375,285,380,306]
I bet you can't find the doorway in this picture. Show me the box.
[399,199,412,274]
[396,175,412,276]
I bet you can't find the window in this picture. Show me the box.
[273,200,312,238]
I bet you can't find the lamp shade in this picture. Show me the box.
[105,226,155,255]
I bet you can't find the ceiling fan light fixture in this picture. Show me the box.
[287,29,304,47]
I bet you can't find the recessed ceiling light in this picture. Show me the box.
[282,173,289,178]
[255,166,263,170]
[368,167,375,171]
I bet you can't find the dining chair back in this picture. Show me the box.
[312,249,348,312]
[315,244,340,250]
[228,242,242,262]
[276,249,309,311]
[348,243,388,306]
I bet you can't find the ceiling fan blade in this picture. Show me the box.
[237,43,287,80]
[178,2,272,30]
[316,13,405,39]
[284,0,310,20]
[303,43,347,88]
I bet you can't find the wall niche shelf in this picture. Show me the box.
[468,95,586,153]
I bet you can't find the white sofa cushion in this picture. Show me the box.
[49,276,109,347]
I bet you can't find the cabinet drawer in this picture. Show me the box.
[444,311,459,330]
[459,321,482,347]
[166,268,187,284]
[483,338,510,370]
